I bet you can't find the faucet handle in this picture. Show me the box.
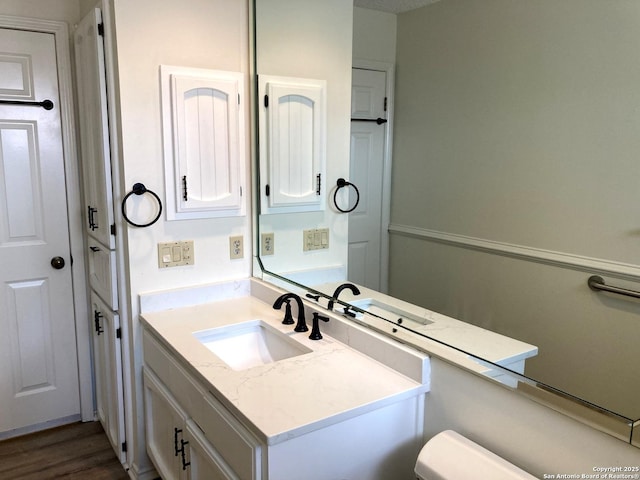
[309,312,330,340]
[281,300,295,325]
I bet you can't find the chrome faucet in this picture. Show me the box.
[327,283,361,311]
[273,293,308,332]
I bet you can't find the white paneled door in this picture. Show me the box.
[348,68,387,291]
[0,28,80,433]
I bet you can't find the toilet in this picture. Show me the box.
[415,430,537,480]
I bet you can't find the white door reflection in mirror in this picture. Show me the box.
[349,68,387,291]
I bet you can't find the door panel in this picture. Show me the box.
[74,8,115,248]
[0,28,80,433]
[348,68,387,290]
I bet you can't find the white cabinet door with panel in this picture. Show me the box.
[90,292,125,464]
[144,368,237,480]
[161,65,246,220]
[259,75,326,214]
[74,7,115,248]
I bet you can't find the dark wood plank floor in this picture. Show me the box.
[0,421,129,479]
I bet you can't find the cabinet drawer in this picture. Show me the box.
[87,241,118,309]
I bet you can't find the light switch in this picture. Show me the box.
[303,228,329,251]
[158,241,195,267]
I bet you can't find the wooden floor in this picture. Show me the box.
[0,421,129,480]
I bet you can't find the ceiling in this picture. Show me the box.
[353,0,440,14]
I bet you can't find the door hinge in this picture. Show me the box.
[116,327,121,339]
[384,97,388,112]
[121,441,127,452]
[316,174,321,195]
[238,93,241,105]
[265,184,270,196]
[98,23,104,37]
[264,94,269,108]
[110,224,116,236]
[240,186,243,197]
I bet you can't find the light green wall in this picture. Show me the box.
[392,0,640,263]
[352,6,396,63]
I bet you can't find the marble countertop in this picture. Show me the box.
[141,295,426,445]
[306,282,538,374]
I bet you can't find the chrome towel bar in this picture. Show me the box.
[587,275,640,299]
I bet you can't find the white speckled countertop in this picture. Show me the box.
[141,295,427,445]
[311,283,537,361]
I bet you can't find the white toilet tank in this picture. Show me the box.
[415,430,536,480]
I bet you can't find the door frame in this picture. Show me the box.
[0,15,93,422]
[352,59,394,293]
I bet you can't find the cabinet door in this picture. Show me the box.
[143,368,189,480]
[90,292,125,463]
[259,75,326,214]
[87,241,118,310]
[185,420,238,480]
[161,66,246,220]
[74,8,115,248]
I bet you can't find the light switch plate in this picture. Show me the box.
[261,232,275,256]
[158,241,194,268]
[229,235,244,259]
[303,228,329,251]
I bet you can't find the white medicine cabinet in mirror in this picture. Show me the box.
[258,75,327,215]
[253,0,640,448]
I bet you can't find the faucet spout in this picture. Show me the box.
[327,282,361,311]
[273,293,308,332]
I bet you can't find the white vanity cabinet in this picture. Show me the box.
[144,369,237,480]
[142,319,426,480]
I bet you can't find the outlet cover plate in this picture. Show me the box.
[261,232,275,256]
[229,235,244,259]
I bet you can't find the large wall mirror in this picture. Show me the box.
[254,0,640,446]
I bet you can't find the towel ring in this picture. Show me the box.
[121,183,162,227]
[333,178,360,213]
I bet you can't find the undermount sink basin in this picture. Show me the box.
[193,320,312,371]
[349,298,433,326]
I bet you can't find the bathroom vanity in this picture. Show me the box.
[141,289,429,479]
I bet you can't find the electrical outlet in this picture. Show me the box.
[261,232,275,256]
[229,235,244,259]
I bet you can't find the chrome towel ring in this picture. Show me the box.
[121,183,162,227]
[333,178,360,213]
